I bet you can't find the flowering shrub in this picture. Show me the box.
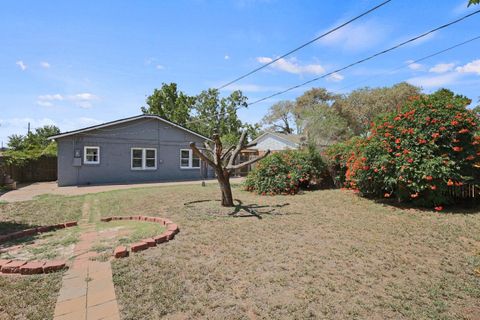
[326,89,480,208]
[244,148,325,195]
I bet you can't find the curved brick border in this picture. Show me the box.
[0,221,77,276]
[0,221,78,244]
[99,216,180,258]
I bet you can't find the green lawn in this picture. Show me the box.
[0,183,479,319]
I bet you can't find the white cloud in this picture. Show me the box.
[455,59,480,75]
[36,93,98,109]
[256,57,325,75]
[224,55,230,60]
[317,20,387,51]
[326,72,344,82]
[40,61,51,68]
[16,60,27,71]
[38,94,64,101]
[429,63,455,74]
[406,60,423,71]
[407,72,460,88]
[155,64,164,70]
[70,93,97,101]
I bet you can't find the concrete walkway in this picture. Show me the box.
[53,200,120,320]
[0,178,244,202]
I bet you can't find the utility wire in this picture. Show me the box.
[247,8,480,106]
[186,9,480,126]
[216,0,393,90]
[331,35,480,93]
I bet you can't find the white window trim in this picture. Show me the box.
[84,146,100,165]
[131,148,157,170]
[180,149,200,169]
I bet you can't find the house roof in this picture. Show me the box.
[251,131,303,146]
[48,114,212,141]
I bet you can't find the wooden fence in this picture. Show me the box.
[448,183,479,200]
[1,156,57,183]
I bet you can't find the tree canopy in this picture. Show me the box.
[143,84,259,144]
[261,101,296,134]
[141,83,195,126]
[4,125,60,166]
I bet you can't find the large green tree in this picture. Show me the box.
[191,89,246,141]
[141,83,195,126]
[261,101,297,134]
[5,125,60,165]
[337,82,421,136]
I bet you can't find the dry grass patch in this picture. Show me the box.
[0,194,85,235]
[0,273,63,320]
[98,184,480,319]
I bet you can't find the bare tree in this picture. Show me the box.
[190,131,270,207]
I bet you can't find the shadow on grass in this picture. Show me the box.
[0,221,40,236]
[371,197,480,215]
[184,199,291,219]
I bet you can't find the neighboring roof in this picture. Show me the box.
[48,114,211,141]
[251,131,303,146]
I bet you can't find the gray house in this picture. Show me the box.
[49,115,212,186]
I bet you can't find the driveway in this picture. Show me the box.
[0,178,244,202]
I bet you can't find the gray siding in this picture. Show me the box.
[56,118,211,186]
[255,134,298,151]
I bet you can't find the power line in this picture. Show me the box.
[247,8,480,106]
[216,0,393,90]
[186,9,480,126]
[331,35,480,93]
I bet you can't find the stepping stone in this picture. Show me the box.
[43,260,66,273]
[100,217,112,222]
[1,260,27,273]
[20,261,45,275]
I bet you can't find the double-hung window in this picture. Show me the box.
[84,146,100,164]
[131,148,157,170]
[180,149,200,169]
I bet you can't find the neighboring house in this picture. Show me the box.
[250,131,303,153]
[49,115,212,186]
[232,131,303,176]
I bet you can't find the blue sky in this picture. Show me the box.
[1,0,479,145]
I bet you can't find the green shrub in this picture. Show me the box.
[326,89,480,209]
[244,147,325,195]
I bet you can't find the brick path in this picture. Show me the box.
[53,200,120,320]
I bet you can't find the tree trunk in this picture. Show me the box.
[218,170,234,207]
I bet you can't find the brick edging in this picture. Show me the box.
[0,221,77,276]
[0,221,78,244]
[100,216,180,258]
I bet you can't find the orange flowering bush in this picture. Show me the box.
[244,148,325,195]
[326,89,479,208]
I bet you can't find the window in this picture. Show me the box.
[84,146,100,164]
[131,148,157,170]
[180,149,200,169]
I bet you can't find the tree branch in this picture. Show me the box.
[220,145,236,161]
[190,142,216,168]
[227,131,247,168]
[226,150,270,171]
